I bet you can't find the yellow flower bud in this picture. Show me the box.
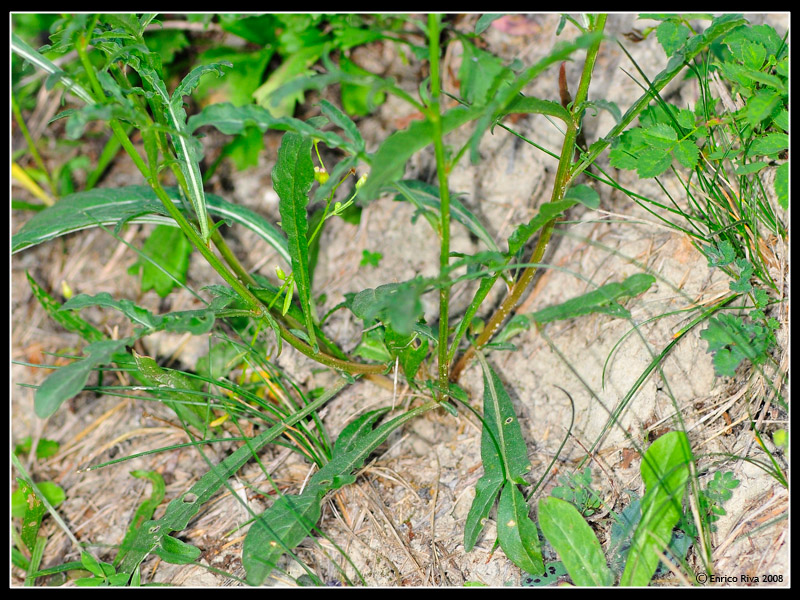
[314,166,329,185]
[355,172,368,190]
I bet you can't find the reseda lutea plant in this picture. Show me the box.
[12,13,768,586]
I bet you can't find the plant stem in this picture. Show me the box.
[427,14,453,400]
[450,14,607,381]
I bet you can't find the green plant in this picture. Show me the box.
[12,13,786,587]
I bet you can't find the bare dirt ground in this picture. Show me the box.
[11,13,788,587]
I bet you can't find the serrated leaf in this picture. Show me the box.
[620,432,691,586]
[319,98,365,154]
[188,102,355,155]
[745,91,781,126]
[636,148,673,178]
[746,132,788,158]
[539,496,614,586]
[349,280,425,337]
[497,483,544,575]
[459,39,510,107]
[12,186,289,264]
[135,64,213,242]
[273,132,317,351]
[132,353,209,432]
[62,292,216,336]
[26,272,105,343]
[673,139,700,169]
[35,338,133,419]
[641,123,678,150]
[656,21,690,57]
[502,94,572,124]
[507,199,576,256]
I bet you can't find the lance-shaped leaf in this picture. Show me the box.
[497,482,544,575]
[333,408,391,457]
[242,487,324,586]
[12,185,289,263]
[478,358,532,485]
[539,496,614,586]
[272,132,317,351]
[26,272,104,343]
[464,473,503,552]
[621,431,691,586]
[35,338,134,418]
[62,292,216,336]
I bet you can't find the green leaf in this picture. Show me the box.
[746,132,788,158]
[191,47,273,107]
[479,359,532,485]
[273,132,317,351]
[497,483,544,575]
[135,64,221,243]
[501,94,572,124]
[333,408,391,457]
[656,21,690,57]
[507,199,576,256]
[463,474,503,552]
[562,184,600,210]
[458,39,510,107]
[188,102,356,156]
[392,179,500,253]
[128,224,192,298]
[155,534,202,565]
[132,353,209,432]
[349,280,426,338]
[360,105,483,201]
[468,33,602,164]
[774,162,788,210]
[319,98,365,154]
[12,186,290,264]
[636,148,673,178]
[62,292,216,336]
[26,272,105,343]
[242,488,324,585]
[13,479,64,550]
[673,140,700,169]
[744,91,781,126]
[339,54,386,117]
[115,471,165,567]
[620,431,691,586]
[538,496,614,586]
[34,338,133,418]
